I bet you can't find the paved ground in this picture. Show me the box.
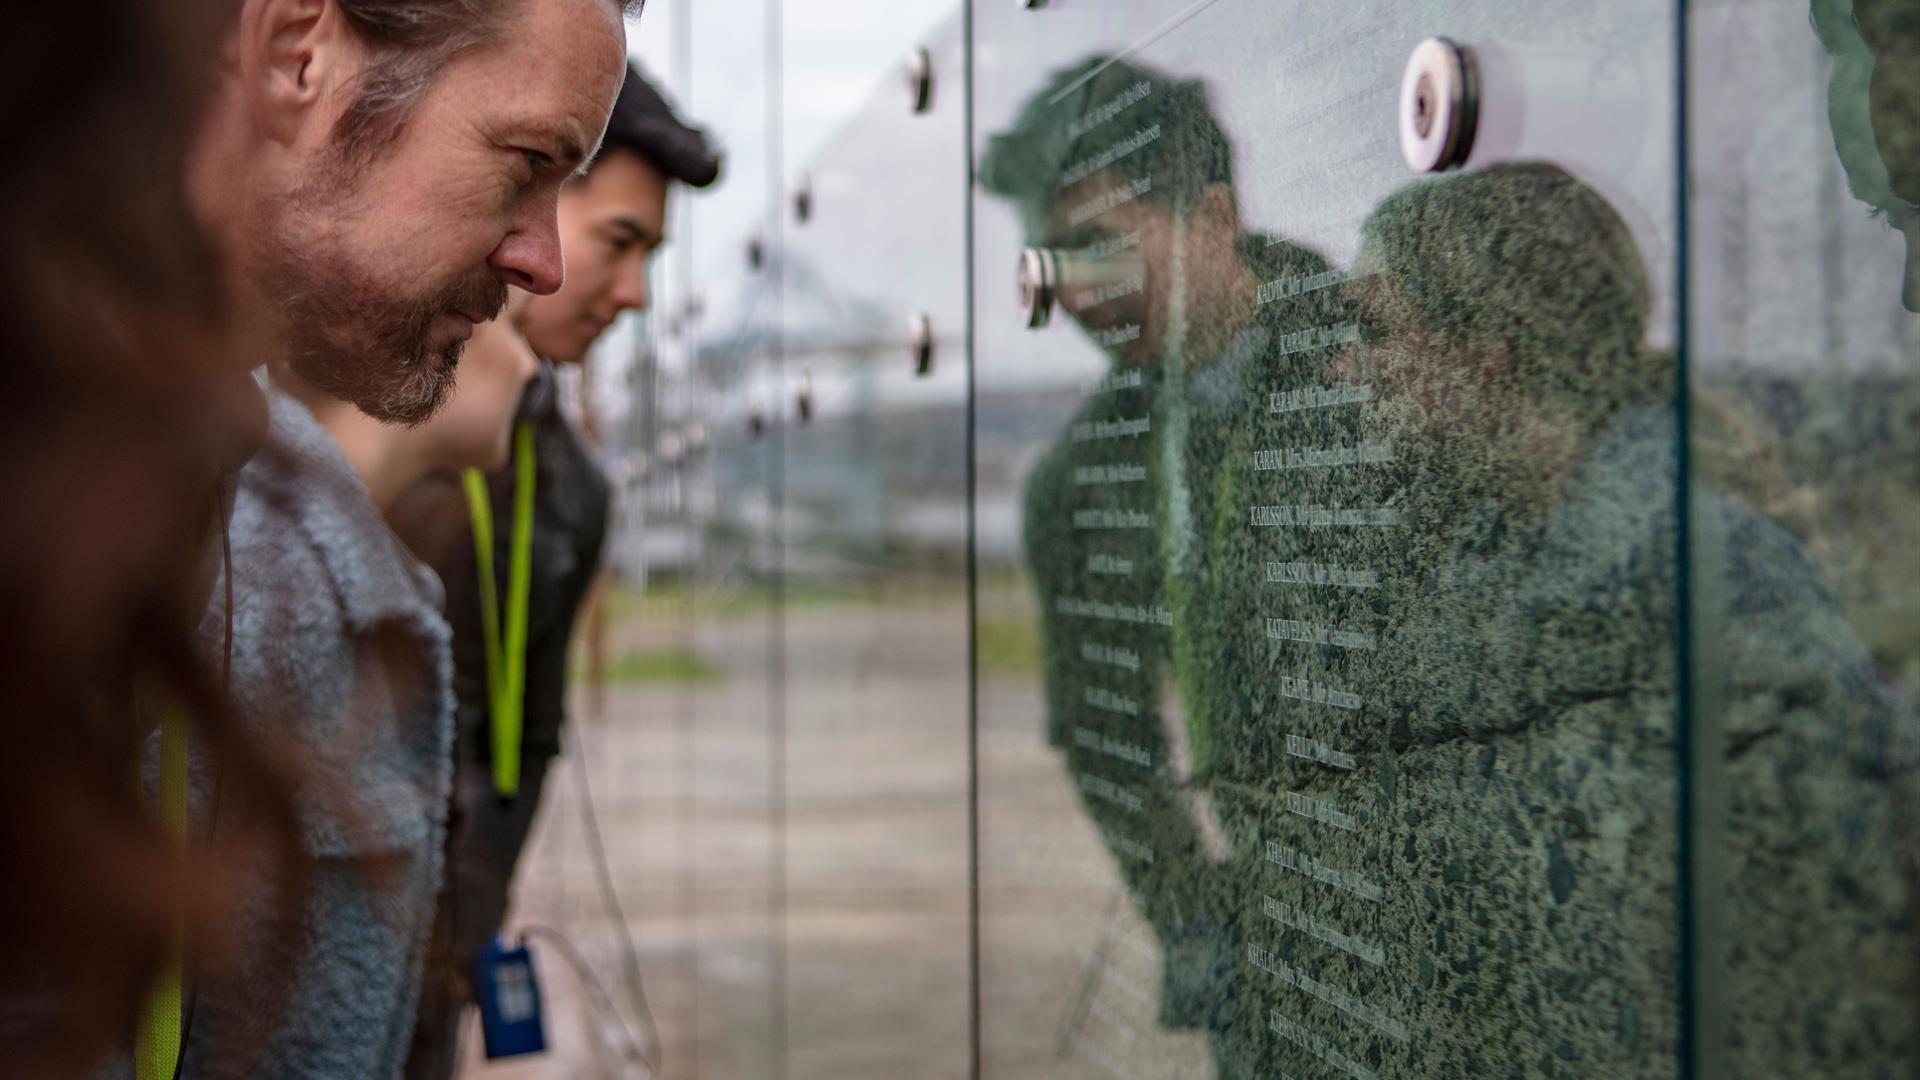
[455,587,1210,1079]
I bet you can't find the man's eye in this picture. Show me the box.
[518,149,553,180]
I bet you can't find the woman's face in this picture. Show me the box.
[419,291,540,470]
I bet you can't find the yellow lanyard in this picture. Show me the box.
[135,704,189,1080]
[464,423,537,798]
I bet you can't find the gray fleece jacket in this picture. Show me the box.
[180,393,455,1079]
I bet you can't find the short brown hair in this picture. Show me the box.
[332,0,644,161]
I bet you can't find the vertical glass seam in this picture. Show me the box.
[766,0,787,1074]
[962,4,983,1077]
[669,4,700,1076]
[1673,1,1698,1077]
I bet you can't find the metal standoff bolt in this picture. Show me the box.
[1018,247,1059,330]
[907,47,934,114]
[793,173,813,224]
[747,403,766,439]
[909,312,935,376]
[1399,37,1479,173]
[657,431,685,465]
[795,370,814,425]
[747,233,766,270]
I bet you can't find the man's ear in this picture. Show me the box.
[234,0,342,146]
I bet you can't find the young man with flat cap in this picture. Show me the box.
[399,63,720,1077]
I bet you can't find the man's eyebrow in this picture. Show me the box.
[557,131,592,174]
[512,119,592,169]
[570,128,608,178]
[503,123,591,176]
[605,215,663,247]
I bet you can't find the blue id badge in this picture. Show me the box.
[474,937,548,1060]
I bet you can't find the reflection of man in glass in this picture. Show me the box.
[988,47,1918,1078]
[982,55,1345,1072]
[1813,0,1920,309]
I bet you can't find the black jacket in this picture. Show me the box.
[394,365,611,766]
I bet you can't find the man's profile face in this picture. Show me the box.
[519,148,669,364]
[267,0,627,423]
[1044,171,1169,368]
[1044,171,1246,368]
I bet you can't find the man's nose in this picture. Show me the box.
[609,257,649,314]
[489,209,566,296]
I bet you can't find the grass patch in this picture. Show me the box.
[600,582,696,623]
[603,579,900,622]
[605,576,978,625]
[976,612,1043,678]
[583,647,725,686]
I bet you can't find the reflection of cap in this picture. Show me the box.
[596,63,723,188]
[981,55,1231,240]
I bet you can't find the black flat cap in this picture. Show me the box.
[598,62,722,188]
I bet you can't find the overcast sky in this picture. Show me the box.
[629,1,961,278]
[584,3,963,426]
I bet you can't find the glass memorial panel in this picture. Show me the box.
[775,11,974,1078]
[503,3,781,1074]
[665,0,784,1074]
[972,2,1685,1077]
[1688,1,1920,1076]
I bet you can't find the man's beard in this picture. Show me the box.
[261,205,507,426]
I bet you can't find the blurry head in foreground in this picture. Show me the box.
[0,0,289,1069]
[186,0,639,422]
[518,63,721,365]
